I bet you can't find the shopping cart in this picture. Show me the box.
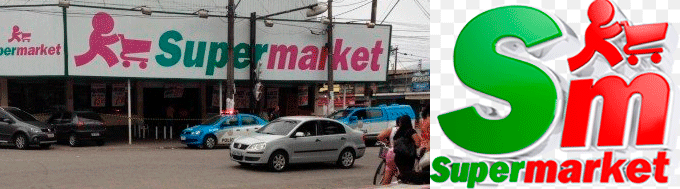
[621,21,668,65]
[118,34,152,69]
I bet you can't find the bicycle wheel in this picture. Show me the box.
[373,160,386,185]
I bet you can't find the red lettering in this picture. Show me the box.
[267,44,298,69]
[601,151,625,183]
[524,160,557,183]
[370,40,383,71]
[558,160,582,183]
[625,159,651,183]
[583,159,601,183]
[351,47,369,71]
[562,73,670,148]
[332,39,350,70]
[653,151,669,183]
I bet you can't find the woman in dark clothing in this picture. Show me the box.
[392,115,425,184]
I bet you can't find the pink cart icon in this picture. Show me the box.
[118,34,151,69]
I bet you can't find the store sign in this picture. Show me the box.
[435,1,678,187]
[91,83,106,107]
[0,7,64,76]
[412,72,430,92]
[67,8,390,81]
[111,83,126,107]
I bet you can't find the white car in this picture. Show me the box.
[230,116,367,172]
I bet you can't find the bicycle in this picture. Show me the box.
[373,141,390,185]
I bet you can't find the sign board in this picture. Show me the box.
[298,86,308,106]
[66,8,390,81]
[0,6,64,76]
[111,83,126,107]
[91,83,106,107]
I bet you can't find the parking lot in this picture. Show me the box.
[0,141,382,189]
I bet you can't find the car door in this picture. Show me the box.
[239,115,261,134]
[0,111,13,142]
[363,108,387,136]
[318,120,348,161]
[290,120,323,163]
[215,116,238,145]
[349,109,368,133]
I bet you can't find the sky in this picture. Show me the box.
[321,0,430,70]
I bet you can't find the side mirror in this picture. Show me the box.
[294,132,305,138]
[349,116,358,122]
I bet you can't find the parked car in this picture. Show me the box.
[230,116,366,172]
[180,110,267,149]
[329,104,415,142]
[0,106,56,149]
[47,111,106,147]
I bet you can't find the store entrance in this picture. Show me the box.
[143,88,201,135]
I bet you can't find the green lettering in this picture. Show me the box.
[234,43,250,69]
[468,162,488,188]
[254,44,269,66]
[206,42,228,76]
[156,30,183,67]
[510,161,526,182]
[451,163,469,182]
[430,156,452,183]
[184,41,207,67]
[490,162,509,182]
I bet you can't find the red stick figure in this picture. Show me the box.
[74,12,120,67]
[7,25,21,43]
[568,0,624,71]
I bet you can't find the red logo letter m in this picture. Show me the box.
[561,73,671,149]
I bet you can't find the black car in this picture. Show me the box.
[0,106,57,149]
[47,111,106,146]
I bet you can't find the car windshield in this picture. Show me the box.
[328,110,351,119]
[256,119,300,135]
[6,109,38,122]
[201,115,236,125]
[77,112,103,122]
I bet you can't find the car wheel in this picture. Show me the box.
[268,151,288,172]
[203,135,216,149]
[14,134,28,150]
[39,144,51,149]
[95,140,105,146]
[337,149,355,169]
[68,133,79,147]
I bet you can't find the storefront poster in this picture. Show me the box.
[0,7,64,76]
[66,8,390,82]
[266,88,278,109]
[235,87,251,109]
[91,83,106,107]
[112,83,126,107]
[298,86,308,106]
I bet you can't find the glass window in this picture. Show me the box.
[221,117,239,127]
[295,121,318,137]
[257,119,300,136]
[353,110,368,120]
[367,109,383,119]
[47,113,62,124]
[328,110,351,119]
[242,116,257,125]
[76,112,103,122]
[320,121,346,135]
[202,115,226,125]
[5,108,39,122]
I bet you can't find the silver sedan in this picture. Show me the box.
[230,116,367,172]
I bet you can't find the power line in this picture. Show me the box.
[413,0,429,19]
[335,0,371,17]
[380,0,400,24]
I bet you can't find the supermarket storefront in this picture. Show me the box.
[0,6,391,135]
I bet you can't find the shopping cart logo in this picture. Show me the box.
[74,12,152,69]
[434,0,677,187]
[8,25,30,43]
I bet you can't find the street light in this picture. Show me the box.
[58,0,70,8]
[306,3,328,17]
[195,9,209,18]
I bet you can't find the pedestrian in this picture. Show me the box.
[377,118,400,185]
[269,105,280,120]
[391,115,424,184]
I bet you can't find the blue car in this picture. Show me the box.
[180,112,267,149]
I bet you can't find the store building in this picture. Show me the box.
[0,2,391,139]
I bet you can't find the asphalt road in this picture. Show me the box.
[0,141,383,189]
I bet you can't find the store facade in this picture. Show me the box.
[0,6,391,137]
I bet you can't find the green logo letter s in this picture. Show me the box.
[438,6,565,156]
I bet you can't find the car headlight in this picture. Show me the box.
[191,130,201,135]
[246,143,266,152]
[30,128,42,133]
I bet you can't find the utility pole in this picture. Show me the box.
[326,0,334,115]
[227,0,235,109]
[393,47,398,73]
[370,0,377,24]
[250,12,258,114]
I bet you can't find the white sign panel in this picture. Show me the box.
[0,7,64,76]
[67,8,390,81]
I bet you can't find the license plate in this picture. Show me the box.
[232,151,242,156]
[47,134,55,138]
[91,133,100,137]
[180,136,186,140]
